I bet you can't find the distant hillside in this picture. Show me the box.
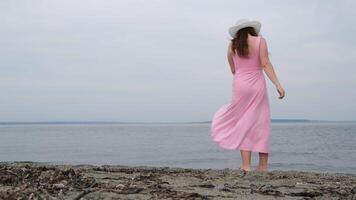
[184,119,356,123]
[271,119,314,123]
[0,119,355,125]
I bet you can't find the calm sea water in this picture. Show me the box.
[0,122,355,173]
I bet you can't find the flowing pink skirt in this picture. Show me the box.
[211,69,271,153]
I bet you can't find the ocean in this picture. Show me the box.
[0,122,355,173]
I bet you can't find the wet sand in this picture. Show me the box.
[1,162,355,199]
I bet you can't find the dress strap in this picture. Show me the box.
[255,36,261,55]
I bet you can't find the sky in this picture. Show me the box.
[0,0,355,122]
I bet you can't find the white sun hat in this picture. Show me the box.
[228,18,261,38]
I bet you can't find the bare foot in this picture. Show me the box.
[239,166,251,172]
[255,165,268,172]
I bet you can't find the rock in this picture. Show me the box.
[352,186,356,194]
[53,183,65,189]
[198,183,215,188]
[256,184,284,197]
[115,183,125,189]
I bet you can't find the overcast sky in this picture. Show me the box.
[1,0,355,122]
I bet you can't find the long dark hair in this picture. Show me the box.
[231,27,258,58]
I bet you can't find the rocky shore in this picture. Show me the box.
[0,162,355,199]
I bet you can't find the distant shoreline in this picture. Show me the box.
[0,119,355,125]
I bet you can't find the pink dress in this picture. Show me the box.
[211,36,271,153]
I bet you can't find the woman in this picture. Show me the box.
[211,18,285,172]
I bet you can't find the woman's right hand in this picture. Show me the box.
[276,85,285,99]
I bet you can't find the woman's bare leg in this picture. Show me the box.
[240,150,252,171]
[257,152,268,171]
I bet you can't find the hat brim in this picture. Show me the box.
[228,21,261,38]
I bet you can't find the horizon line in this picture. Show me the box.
[0,119,356,125]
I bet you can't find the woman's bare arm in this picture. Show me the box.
[260,37,285,99]
[227,41,235,75]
